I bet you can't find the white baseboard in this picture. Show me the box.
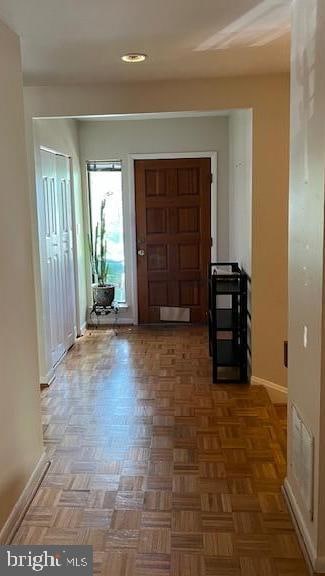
[251,375,288,404]
[283,478,325,573]
[0,453,50,544]
[88,317,134,326]
[40,367,55,387]
[78,321,87,336]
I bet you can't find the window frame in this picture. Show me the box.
[86,160,127,305]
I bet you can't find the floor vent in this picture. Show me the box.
[291,404,314,520]
[160,307,190,322]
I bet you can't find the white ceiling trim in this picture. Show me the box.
[75,111,233,122]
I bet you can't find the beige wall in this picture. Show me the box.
[287,0,325,569]
[32,118,87,382]
[0,20,43,530]
[229,110,253,277]
[79,115,229,320]
[24,73,290,392]
[229,109,253,377]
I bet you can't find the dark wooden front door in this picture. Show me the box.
[135,157,211,323]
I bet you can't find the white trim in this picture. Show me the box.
[88,317,134,326]
[128,152,218,325]
[282,478,325,573]
[251,375,288,403]
[79,111,231,121]
[40,367,56,387]
[82,161,93,309]
[34,142,53,389]
[79,321,87,335]
[39,145,68,157]
[0,453,50,544]
[44,110,233,122]
[69,156,82,336]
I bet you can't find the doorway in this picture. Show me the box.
[134,157,212,323]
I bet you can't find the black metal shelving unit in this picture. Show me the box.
[208,262,248,383]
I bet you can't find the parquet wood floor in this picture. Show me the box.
[14,326,309,575]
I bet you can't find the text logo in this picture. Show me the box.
[0,546,93,575]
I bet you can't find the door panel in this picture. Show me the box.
[56,155,75,350]
[41,151,64,366]
[40,150,76,369]
[135,158,211,323]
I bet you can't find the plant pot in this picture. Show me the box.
[93,284,115,307]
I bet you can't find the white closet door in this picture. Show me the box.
[40,149,76,370]
[40,149,65,366]
[56,155,76,350]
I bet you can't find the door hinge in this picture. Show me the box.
[210,237,213,247]
[284,340,288,368]
[210,173,213,184]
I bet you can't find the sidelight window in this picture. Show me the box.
[87,161,126,303]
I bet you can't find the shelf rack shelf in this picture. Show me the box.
[208,262,248,383]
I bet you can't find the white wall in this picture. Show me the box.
[229,110,252,276]
[286,0,325,570]
[0,19,43,530]
[32,118,87,383]
[79,115,229,322]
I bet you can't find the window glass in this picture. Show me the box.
[87,161,125,303]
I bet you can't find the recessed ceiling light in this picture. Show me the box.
[121,53,147,63]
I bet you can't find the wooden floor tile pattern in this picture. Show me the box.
[14,326,309,575]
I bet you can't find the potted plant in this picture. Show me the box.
[89,196,115,307]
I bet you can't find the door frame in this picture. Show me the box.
[128,152,218,324]
[38,147,79,351]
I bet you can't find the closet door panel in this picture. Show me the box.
[40,150,65,366]
[56,155,76,350]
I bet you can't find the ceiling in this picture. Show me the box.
[0,0,291,86]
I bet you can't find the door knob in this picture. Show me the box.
[137,249,145,256]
